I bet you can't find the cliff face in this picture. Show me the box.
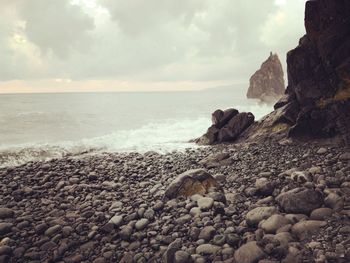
[199,0,350,146]
[247,53,285,103]
[243,0,350,145]
[278,0,350,143]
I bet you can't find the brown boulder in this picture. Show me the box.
[163,169,219,200]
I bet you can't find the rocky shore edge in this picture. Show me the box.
[1,140,350,263]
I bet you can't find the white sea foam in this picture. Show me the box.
[0,93,273,168]
[0,118,211,168]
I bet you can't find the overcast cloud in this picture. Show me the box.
[0,0,306,91]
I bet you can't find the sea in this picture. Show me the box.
[0,89,273,168]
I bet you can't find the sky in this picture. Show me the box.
[0,0,306,93]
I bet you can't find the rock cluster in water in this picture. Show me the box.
[268,0,350,144]
[0,141,349,262]
[247,52,285,103]
[196,109,255,145]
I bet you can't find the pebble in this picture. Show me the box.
[259,214,289,234]
[175,250,191,263]
[317,147,327,154]
[234,241,266,263]
[310,208,333,220]
[0,223,13,235]
[291,220,327,241]
[195,244,220,255]
[109,215,123,226]
[197,197,214,210]
[246,206,277,227]
[0,208,14,219]
[198,226,216,241]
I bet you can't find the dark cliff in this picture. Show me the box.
[243,0,350,145]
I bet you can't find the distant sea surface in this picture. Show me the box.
[0,89,273,167]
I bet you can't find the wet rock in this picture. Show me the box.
[276,188,323,215]
[217,112,255,143]
[197,109,255,145]
[212,108,239,128]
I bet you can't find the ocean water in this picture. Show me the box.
[0,89,273,167]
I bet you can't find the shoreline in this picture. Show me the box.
[0,140,349,262]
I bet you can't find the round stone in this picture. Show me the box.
[135,219,149,231]
[0,208,14,219]
[197,197,214,210]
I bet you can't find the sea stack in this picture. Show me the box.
[247,52,285,103]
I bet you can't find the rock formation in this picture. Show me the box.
[196,108,255,145]
[239,0,350,145]
[247,52,285,103]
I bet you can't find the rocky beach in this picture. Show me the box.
[1,0,350,262]
[1,139,350,263]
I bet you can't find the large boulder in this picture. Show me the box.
[276,188,323,215]
[212,108,239,128]
[164,169,219,200]
[247,52,285,103]
[196,109,255,145]
[217,112,255,143]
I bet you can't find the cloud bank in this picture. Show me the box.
[0,0,306,91]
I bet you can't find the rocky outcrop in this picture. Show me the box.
[263,0,350,144]
[196,108,255,145]
[247,52,285,103]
